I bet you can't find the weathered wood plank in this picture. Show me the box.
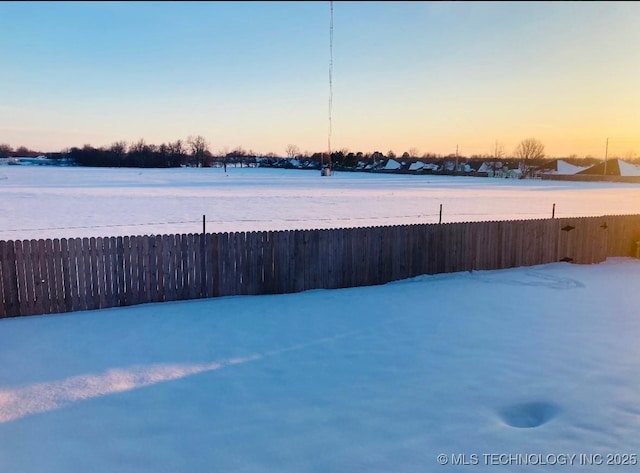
[114,236,125,306]
[95,237,107,309]
[275,230,288,294]
[226,231,238,296]
[305,229,317,290]
[292,230,306,293]
[196,233,205,298]
[188,233,197,299]
[132,235,143,305]
[81,236,92,311]
[182,234,191,299]
[485,221,498,270]
[367,225,379,285]
[239,232,251,295]
[319,229,330,289]
[174,234,184,300]
[72,238,85,311]
[148,235,159,303]
[331,228,343,289]
[497,221,508,269]
[171,233,182,301]
[204,232,214,297]
[151,235,161,302]
[225,232,235,295]
[252,231,265,295]
[134,235,144,304]
[30,239,46,315]
[18,240,35,315]
[414,224,424,275]
[224,232,237,296]
[102,237,114,307]
[414,224,428,276]
[323,228,335,289]
[42,239,57,314]
[352,227,364,286]
[0,247,4,318]
[23,240,40,315]
[202,233,212,298]
[85,237,97,310]
[13,240,28,316]
[1,241,20,317]
[62,238,76,313]
[139,236,149,304]
[454,223,464,273]
[164,234,176,302]
[31,239,45,315]
[122,236,133,306]
[159,234,169,302]
[260,231,273,294]
[190,233,199,298]
[127,236,140,305]
[215,232,227,297]
[0,242,12,317]
[285,230,295,293]
[110,236,121,306]
[186,233,197,300]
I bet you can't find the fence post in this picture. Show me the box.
[202,215,206,235]
[439,204,443,224]
[552,203,555,219]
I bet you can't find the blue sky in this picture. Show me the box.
[1,1,639,158]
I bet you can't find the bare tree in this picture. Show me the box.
[15,145,35,156]
[0,143,13,157]
[109,140,127,160]
[490,140,505,159]
[408,147,420,158]
[285,144,300,159]
[514,138,545,160]
[167,139,187,166]
[129,139,149,155]
[187,135,210,167]
[110,140,127,154]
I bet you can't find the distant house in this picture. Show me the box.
[383,158,402,171]
[408,161,425,172]
[477,162,494,173]
[8,155,57,166]
[576,158,640,177]
[537,159,589,176]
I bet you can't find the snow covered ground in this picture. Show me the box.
[1,166,640,472]
[1,165,640,240]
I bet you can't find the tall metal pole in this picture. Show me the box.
[323,0,334,176]
[603,137,609,176]
[455,144,459,173]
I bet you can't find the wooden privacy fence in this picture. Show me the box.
[1,214,640,319]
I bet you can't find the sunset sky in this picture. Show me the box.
[1,1,639,159]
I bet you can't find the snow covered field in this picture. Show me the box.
[1,166,640,472]
[2,165,640,240]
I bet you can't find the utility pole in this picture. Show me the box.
[455,144,459,173]
[603,137,609,177]
[322,0,334,177]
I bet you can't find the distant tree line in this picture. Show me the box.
[0,143,42,158]
[62,136,262,168]
[2,137,638,169]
